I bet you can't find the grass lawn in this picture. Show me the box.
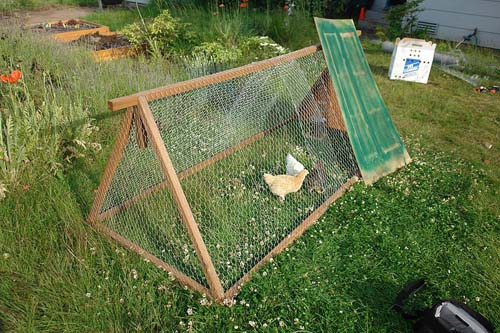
[1,6,499,332]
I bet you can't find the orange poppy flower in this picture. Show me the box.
[1,70,22,84]
[9,70,22,83]
[240,2,247,8]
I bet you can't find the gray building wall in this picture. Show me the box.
[364,0,500,49]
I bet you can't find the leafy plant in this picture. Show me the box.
[386,0,424,39]
[239,36,288,60]
[191,41,242,64]
[122,9,197,58]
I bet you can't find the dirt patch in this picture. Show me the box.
[73,32,130,51]
[0,6,97,26]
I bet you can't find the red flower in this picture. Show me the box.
[1,70,22,84]
[218,3,224,7]
[239,2,247,8]
[283,4,289,10]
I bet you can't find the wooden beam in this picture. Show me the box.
[108,45,322,111]
[132,106,148,149]
[88,109,133,225]
[95,222,211,297]
[137,96,225,301]
[223,176,358,301]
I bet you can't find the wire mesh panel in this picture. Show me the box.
[93,47,359,299]
[99,113,209,287]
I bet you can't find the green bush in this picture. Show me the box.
[122,9,197,58]
[191,41,242,64]
[239,36,289,61]
[386,0,424,39]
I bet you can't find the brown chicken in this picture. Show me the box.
[263,169,309,201]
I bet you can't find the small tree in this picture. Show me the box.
[386,0,424,39]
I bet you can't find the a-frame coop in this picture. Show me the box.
[88,19,410,302]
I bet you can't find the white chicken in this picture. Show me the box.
[286,153,305,176]
[263,169,309,201]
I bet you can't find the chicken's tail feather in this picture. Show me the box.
[263,173,273,185]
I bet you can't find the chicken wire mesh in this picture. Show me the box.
[96,48,359,294]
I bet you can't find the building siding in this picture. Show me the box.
[418,0,500,48]
[365,0,500,49]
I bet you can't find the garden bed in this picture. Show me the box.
[30,19,110,42]
[73,31,137,61]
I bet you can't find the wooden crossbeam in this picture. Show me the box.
[108,45,322,111]
[93,115,295,223]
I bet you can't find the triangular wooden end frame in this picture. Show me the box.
[87,98,225,301]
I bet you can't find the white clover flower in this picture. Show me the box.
[85,292,91,298]
[187,308,193,315]
[248,320,256,328]
[2,253,10,259]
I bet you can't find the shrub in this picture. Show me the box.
[192,41,242,64]
[239,36,288,60]
[122,9,197,58]
[386,0,424,39]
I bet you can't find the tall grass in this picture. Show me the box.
[0,24,190,192]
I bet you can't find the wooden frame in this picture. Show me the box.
[90,32,138,62]
[89,45,358,303]
[29,19,110,42]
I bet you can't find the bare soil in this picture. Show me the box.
[0,6,96,26]
[73,32,130,51]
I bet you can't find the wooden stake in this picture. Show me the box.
[137,96,225,301]
[88,109,133,225]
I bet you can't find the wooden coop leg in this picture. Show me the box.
[88,109,133,225]
[137,96,225,301]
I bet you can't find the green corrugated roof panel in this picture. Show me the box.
[315,18,411,184]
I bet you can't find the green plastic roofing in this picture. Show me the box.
[315,18,411,184]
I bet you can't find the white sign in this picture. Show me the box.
[388,38,436,84]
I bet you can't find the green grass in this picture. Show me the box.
[1,8,499,332]
[84,7,159,32]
